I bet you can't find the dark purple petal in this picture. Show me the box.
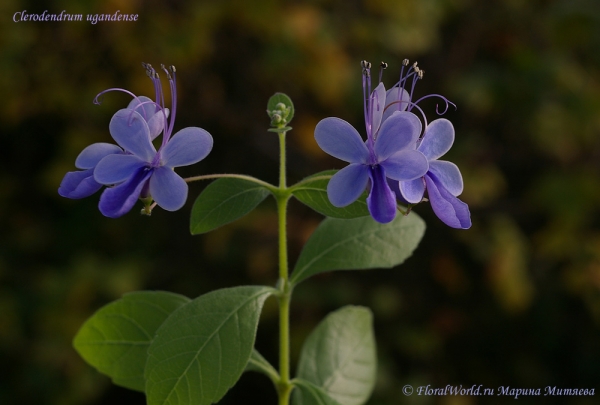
[109,109,156,161]
[429,160,463,196]
[370,82,386,134]
[382,86,410,123]
[149,167,188,211]
[160,127,213,168]
[366,165,397,224]
[418,118,454,160]
[75,143,123,169]
[58,169,103,199]
[399,177,426,204]
[425,173,471,229]
[315,118,369,164]
[98,167,153,218]
[374,111,421,161]
[94,154,147,185]
[327,163,369,207]
[380,149,429,181]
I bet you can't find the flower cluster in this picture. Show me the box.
[58,63,213,218]
[315,60,471,229]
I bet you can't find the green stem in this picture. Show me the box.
[276,130,293,405]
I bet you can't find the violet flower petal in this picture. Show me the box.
[58,169,103,199]
[327,163,369,207]
[146,109,169,140]
[75,143,123,169]
[109,109,156,161]
[380,149,429,181]
[425,173,471,229]
[399,178,426,204]
[315,118,369,164]
[429,160,464,196]
[382,86,410,123]
[418,118,454,160]
[370,82,386,134]
[127,96,156,122]
[98,167,152,218]
[149,167,188,211]
[160,127,213,168]
[94,154,148,185]
[366,165,397,224]
[374,111,422,160]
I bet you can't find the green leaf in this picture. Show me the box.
[145,286,276,405]
[290,213,425,285]
[190,178,271,235]
[293,379,342,405]
[73,291,191,392]
[267,92,294,125]
[244,348,279,384]
[294,306,376,405]
[291,171,369,219]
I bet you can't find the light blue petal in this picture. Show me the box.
[399,178,425,204]
[327,163,369,207]
[370,82,386,134]
[147,108,169,140]
[315,118,369,164]
[425,173,471,229]
[75,143,122,169]
[94,154,147,185]
[380,149,429,181]
[160,127,213,168]
[418,118,454,160]
[98,167,153,218]
[58,169,103,199]
[429,160,463,196]
[149,167,188,211]
[109,109,156,161]
[366,165,397,224]
[127,96,156,121]
[382,86,410,123]
[374,111,421,161]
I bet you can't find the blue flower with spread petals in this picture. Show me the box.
[59,64,213,218]
[315,61,429,223]
[58,96,168,200]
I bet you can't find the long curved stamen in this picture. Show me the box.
[411,94,457,115]
[93,88,140,106]
[361,61,376,163]
[161,64,177,145]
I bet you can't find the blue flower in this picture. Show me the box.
[315,61,429,223]
[57,96,168,200]
[59,64,213,218]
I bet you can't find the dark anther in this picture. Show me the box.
[402,59,410,66]
[380,62,388,69]
[361,60,372,69]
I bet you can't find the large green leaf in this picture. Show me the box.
[145,286,276,405]
[73,291,190,392]
[293,379,342,405]
[291,171,369,219]
[190,178,271,235]
[294,306,376,405]
[290,213,425,285]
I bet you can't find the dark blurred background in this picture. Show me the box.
[2,0,600,404]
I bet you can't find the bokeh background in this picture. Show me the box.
[2,0,600,404]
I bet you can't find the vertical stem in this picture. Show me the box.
[276,131,293,405]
